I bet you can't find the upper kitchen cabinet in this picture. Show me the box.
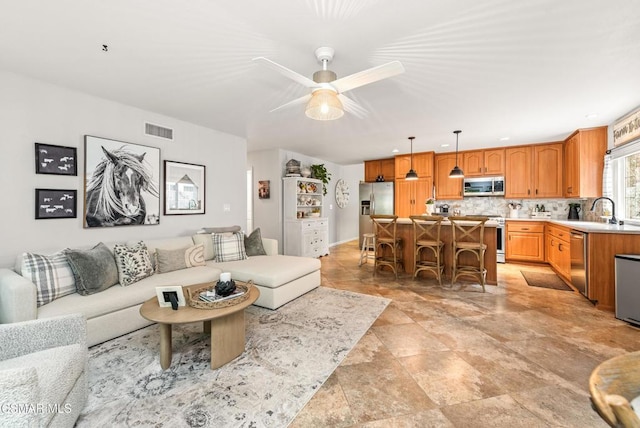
[462,148,505,177]
[395,177,433,217]
[434,153,463,199]
[395,152,434,179]
[364,158,395,182]
[564,126,607,198]
[505,143,563,198]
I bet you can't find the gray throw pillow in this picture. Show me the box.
[65,243,119,295]
[245,228,267,256]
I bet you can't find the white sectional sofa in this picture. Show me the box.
[0,234,321,346]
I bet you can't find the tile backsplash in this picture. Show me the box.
[432,197,610,221]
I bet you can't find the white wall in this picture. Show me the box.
[248,149,363,252]
[0,71,247,267]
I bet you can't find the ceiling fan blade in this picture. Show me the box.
[253,57,318,88]
[338,94,368,119]
[269,94,312,113]
[331,61,405,94]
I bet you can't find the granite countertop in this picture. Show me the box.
[505,217,640,234]
[394,217,499,227]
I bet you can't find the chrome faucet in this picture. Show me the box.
[590,197,617,224]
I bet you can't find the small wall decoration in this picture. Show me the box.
[35,189,77,219]
[84,135,160,227]
[613,105,640,147]
[164,160,206,215]
[35,143,77,176]
[258,180,270,199]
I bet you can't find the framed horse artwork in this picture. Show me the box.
[84,135,161,228]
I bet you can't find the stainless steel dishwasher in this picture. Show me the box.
[570,230,588,297]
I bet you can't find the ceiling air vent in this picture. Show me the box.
[144,122,174,141]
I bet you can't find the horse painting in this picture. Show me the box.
[85,146,159,227]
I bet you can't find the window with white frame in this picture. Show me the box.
[610,139,640,224]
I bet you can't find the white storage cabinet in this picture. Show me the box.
[283,177,329,257]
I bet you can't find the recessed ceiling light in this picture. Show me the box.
[392,148,399,153]
[585,113,598,120]
[499,136,510,141]
[440,144,450,148]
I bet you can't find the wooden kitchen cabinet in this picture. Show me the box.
[564,126,607,198]
[462,148,505,177]
[505,143,563,198]
[586,233,640,311]
[506,221,545,262]
[434,153,463,199]
[395,177,433,217]
[395,152,434,179]
[364,158,395,182]
[546,224,571,282]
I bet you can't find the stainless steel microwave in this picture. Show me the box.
[463,176,505,196]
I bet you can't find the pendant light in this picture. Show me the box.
[405,136,418,180]
[449,130,464,178]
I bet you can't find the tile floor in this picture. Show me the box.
[290,240,640,427]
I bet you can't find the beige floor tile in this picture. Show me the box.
[290,240,638,427]
[440,394,550,427]
[372,323,449,357]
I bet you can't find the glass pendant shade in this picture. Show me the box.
[448,130,464,178]
[305,89,344,120]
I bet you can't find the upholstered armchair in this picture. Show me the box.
[0,314,88,427]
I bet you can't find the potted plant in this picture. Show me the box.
[425,198,435,214]
[310,164,331,196]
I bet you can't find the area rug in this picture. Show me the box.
[521,270,572,291]
[76,287,390,428]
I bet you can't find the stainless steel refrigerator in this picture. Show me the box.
[359,181,394,246]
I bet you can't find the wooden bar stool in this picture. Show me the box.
[359,233,376,266]
[370,215,403,278]
[410,215,445,285]
[449,216,489,292]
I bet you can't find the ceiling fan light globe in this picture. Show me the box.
[306,89,344,120]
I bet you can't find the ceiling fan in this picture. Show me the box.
[253,47,405,121]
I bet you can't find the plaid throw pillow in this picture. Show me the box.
[212,232,247,262]
[21,251,76,307]
[113,241,154,286]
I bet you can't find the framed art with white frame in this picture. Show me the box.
[155,286,186,308]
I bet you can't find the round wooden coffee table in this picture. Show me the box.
[140,282,259,370]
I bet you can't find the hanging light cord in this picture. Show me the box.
[409,136,415,169]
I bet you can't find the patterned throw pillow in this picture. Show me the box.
[21,251,76,307]
[155,244,206,273]
[113,241,154,286]
[212,232,248,262]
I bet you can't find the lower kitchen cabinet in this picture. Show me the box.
[284,218,329,258]
[506,221,545,262]
[546,224,571,281]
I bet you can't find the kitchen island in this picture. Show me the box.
[380,218,498,285]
